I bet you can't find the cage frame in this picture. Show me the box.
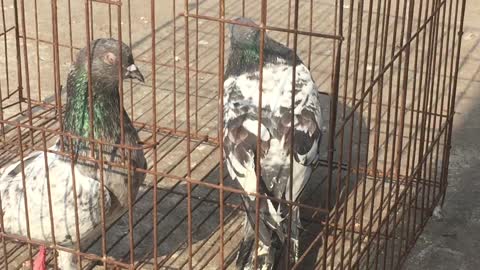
[0,0,468,269]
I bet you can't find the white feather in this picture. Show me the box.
[226,150,257,201]
[224,57,323,268]
[224,60,322,199]
[242,119,270,142]
[0,142,111,246]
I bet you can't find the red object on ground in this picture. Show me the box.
[32,246,47,270]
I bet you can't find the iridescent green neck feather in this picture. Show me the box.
[225,44,262,77]
[63,67,120,151]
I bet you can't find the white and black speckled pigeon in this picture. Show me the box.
[0,38,147,269]
[223,18,324,270]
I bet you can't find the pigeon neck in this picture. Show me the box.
[240,44,261,63]
[225,45,262,77]
[63,67,121,148]
[226,39,300,77]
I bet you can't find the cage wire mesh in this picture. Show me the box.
[0,0,467,269]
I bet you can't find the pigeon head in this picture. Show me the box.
[229,17,262,49]
[63,38,145,151]
[225,17,298,77]
[74,38,145,85]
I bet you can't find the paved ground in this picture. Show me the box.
[403,1,480,269]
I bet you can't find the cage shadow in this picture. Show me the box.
[296,93,369,269]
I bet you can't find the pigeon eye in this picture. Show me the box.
[103,52,117,65]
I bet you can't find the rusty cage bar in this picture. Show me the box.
[0,0,467,269]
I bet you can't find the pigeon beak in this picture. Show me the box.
[125,64,145,83]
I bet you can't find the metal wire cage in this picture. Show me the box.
[0,0,467,269]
